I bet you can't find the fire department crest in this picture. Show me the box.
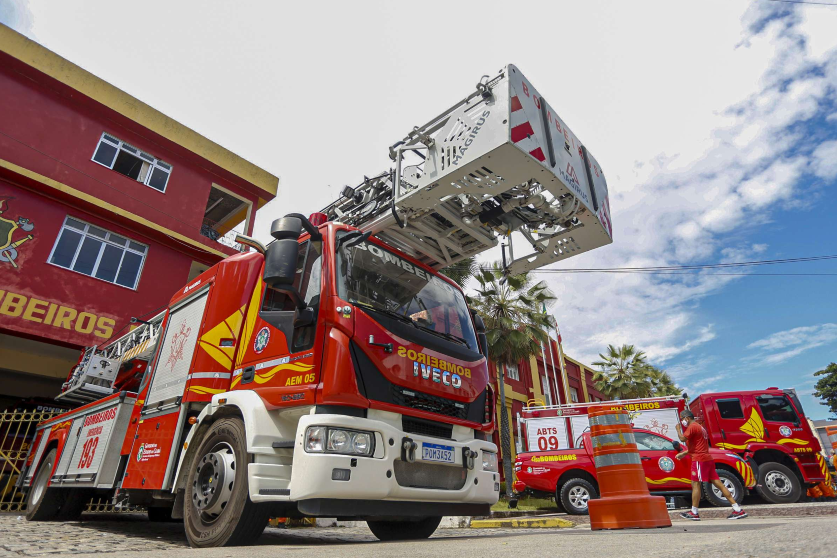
[0,197,35,269]
[136,443,145,462]
[166,322,192,371]
[254,327,270,353]
[658,457,675,472]
[779,425,792,437]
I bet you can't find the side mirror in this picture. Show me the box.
[472,313,486,333]
[293,307,315,328]
[264,216,305,310]
[672,441,682,452]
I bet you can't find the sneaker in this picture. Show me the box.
[727,510,748,520]
[680,511,700,521]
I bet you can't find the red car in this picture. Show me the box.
[513,428,757,514]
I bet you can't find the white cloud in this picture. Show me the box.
[811,140,837,180]
[746,323,837,365]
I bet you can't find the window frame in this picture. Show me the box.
[505,363,519,381]
[634,431,676,452]
[715,398,745,420]
[91,132,173,193]
[47,216,148,290]
[570,386,579,403]
[756,395,799,424]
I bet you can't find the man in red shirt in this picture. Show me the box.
[676,409,747,520]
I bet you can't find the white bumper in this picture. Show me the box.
[249,412,499,511]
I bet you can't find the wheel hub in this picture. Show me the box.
[765,470,792,496]
[711,478,736,501]
[192,443,235,518]
[568,486,590,509]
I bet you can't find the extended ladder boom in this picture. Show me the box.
[321,64,613,275]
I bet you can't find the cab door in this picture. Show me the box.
[634,431,692,491]
[709,396,756,450]
[233,239,324,408]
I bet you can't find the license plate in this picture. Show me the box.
[422,442,455,463]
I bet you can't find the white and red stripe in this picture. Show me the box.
[509,86,547,163]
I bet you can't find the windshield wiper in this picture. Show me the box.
[412,323,468,346]
[352,300,417,327]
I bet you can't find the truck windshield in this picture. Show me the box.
[337,240,479,352]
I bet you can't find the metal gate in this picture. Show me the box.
[0,409,62,512]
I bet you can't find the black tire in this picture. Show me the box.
[148,505,180,522]
[755,462,802,504]
[25,449,64,521]
[558,478,598,515]
[183,417,270,547]
[55,489,93,520]
[702,468,744,507]
[366,516,442,541]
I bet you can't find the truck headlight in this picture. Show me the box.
[305,426,375,457]
[482,450,498,472]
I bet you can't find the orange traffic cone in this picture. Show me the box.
[586,405,672,530]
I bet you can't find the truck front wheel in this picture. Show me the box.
[366,516,442,541]
[755,462,802,504]
[558,478,598,515]
[183,417,270,547]
[25,449,64,521]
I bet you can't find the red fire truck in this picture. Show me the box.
[689,388,829,503]
[513,397,757,514]
[17,64,614,547]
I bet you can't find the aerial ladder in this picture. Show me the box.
[321,64,613,275]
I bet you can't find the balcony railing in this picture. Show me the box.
[200,223,246,252]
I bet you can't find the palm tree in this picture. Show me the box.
[469,264,556,498]
[441,256,478,287]
[591,344,653,400]
[646,366,682,397]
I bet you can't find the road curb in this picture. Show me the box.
[470,516,575,529]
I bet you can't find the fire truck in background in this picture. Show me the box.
[18,64,614,547]
[689,388,831,503]
[514,388,830,509]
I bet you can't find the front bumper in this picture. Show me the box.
[250,412,499,512]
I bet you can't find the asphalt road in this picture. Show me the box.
[0,513,834,558]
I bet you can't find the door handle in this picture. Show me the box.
[368,335,393,353]
[721,429,726,439]
[641,456,651,461]
[241,366,256,384]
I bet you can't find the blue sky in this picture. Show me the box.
[1,1,835,418]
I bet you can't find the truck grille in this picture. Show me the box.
[391,386,468,420]
[403,417,453,440]
[393,460,467,491]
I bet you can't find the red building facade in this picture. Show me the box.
[489,338,607,471]
[0,25,277,408]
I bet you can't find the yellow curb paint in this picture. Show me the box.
[470,517,574,529]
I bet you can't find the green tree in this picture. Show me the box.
[441,256,478,287]
[469,264,555,498]
[591,344,653,399]
[647,366,683,397]
[813,362,837,419]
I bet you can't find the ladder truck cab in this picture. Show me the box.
[690,388,829,504]
[18,64,613,547]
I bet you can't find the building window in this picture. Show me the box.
[48,216,148,289]
[541,375,553,405]
[505,363,519,381]
[570,387,579,403]
[92,132,172,192]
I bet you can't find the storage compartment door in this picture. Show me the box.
[146,290,210,406]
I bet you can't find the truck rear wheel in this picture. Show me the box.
[366,516,442,541]
[558,478,598,515]
[703,468,744,507]
[755,462,802,504]
[183,417,270,547]
[55,489,93,520]
[25,449,64,521]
